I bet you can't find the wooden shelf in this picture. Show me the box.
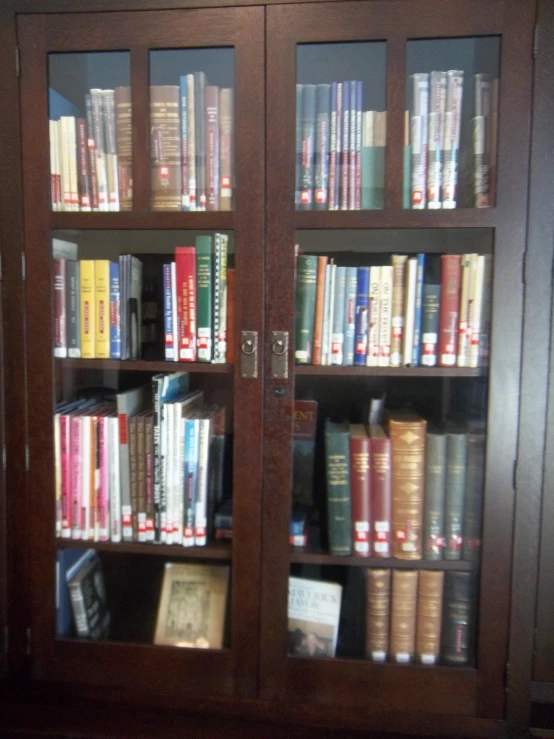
[294,208,496,230]
[56,358,233,373]
[58,538,232,560]
[289,551,479,570]
[295,365,485,377]
[51,211,234,231]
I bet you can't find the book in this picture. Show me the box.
[196,235,213,362]
[423,428,447,560]
[312,256,328,365]
[367,266,380,367]
[53,258,67,358]
[456,253,473,367]
[67,554,110,639]
[427,71,446,209]
[76,118,91,211]
[390,569,418,663]
[175,246,197,361]
[85,94,99,211]
[290,503,310,548]
[299,84,316,209]
[314,84,331,209]
[102,89,119,211]
[365,568,391,661]
[330,266,346,365]
[412,253,425,366]
[90,90,108,211]
[343,267,357,366]
[410,73,429,209]
[219,88,233,211]
[329,82,339,211]
[403,110,411,209]
[442,71,464,209]
[441,571,477,665]
[368,425,392,557]
[56,548,96,637]
[388,410,427,559]
[349,80,357,210]
[378,265,392,367]
[324,420,352,556]
[390,254,407,367]
[292,400,317,507]
[187,74,196,210]
[213,233,228,364]
[354,267,369,366]
[79,260,95,359]
[114,86,132,210]
[109,415,121,542]
[340,80,350,210]
[195,72,207,211]
[416,570,444,664]
[321,262,333,365]
[183,413,200,547]
[109,261,121,360]
[294,255,318,364]
[473,73,491,208]
[94,260,110,359]
[154,563,229,648]
[163,264,175,361]
[462,428,486,561]
[66,260,80,358]
[402,257,417,367]
[349,424,371,557]
[468,255,486,368]
[444,430,468,560]
[179,75,189,210]
[226,268,236,364]
[288,577,342,658]
[117,385,148,541]
[421,256,441,367]
[295,84,303,208]
[150,85,182,211]
[205,85,220,211]
[438,255,462,367]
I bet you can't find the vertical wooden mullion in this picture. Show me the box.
[385,34,406,211]
[130,46,150,211]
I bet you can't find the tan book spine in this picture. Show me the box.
[115,86,132,211]
[388,411,427,559]
[390,255,407,366]
[219,88,233,211]
[391,569,418,662]
[365,568,391,661]
[416,570,444,664]
[150,85,182,211]
[312,255,328,365]
[456,254,474,367]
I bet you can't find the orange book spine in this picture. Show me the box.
[312,255,328,365]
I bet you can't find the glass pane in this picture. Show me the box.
[404,37,500,210]
[149,49,235,212]
[296,42,387,211]
[289,228,491,666]
[52,230,235,647]
[48,52,132,212]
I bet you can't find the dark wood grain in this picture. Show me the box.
[295,365,483,377]
[384,35,405,211]
[57,358,233,373]
[295,208,496,230]
[58,539,232,559]
[130,46,150,212]
[532,683,554,705]
[51,212,234,229]
[290,552,478,570]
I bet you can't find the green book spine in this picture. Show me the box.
[324,420,352,555]
[361,147,385,209]
[444,431,468,561]
[462,431,486,561]
[403,145,412,209]
[294,255,318,364]
[361,146,373,209]
[423,430,447,560]
[196,235,213,362]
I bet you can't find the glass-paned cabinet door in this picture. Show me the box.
[19,7,263,702]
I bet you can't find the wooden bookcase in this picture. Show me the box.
[0,0,544,737]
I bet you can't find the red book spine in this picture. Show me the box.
[350,428,371,557]
[175,246,197,361]
[438,255,462,367]
[370,430,392,557]
[77,118,91,211]
[53,258,67,358]
[60,415,71,538]
[70,415,82,540]
[205,86,220,211]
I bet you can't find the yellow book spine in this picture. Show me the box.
[95,260,111,358]
[80,260,96,358]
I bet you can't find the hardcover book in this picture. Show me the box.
[324,420,352,556]
[441,571,477,665]
[150,85,182,211]
[292,400,318,507]
[67,554,110,640]
[423,428,447,560]
[390,569,418,663]
[416,570,444,664]
[365,568,391,661]
[444,430,468,560]
[288,576,342,658]
[349,424,371,557]
[368,425,392,557]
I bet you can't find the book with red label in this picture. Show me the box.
[175,246,197,362]
[368,424,391,557]
[438,255,462,367]
[350,424,371,557]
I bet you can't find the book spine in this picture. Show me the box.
[355,81,363,210]
[324,420,352,555]
[442,71,464,209]
[152,378,162,542]
[163,264,175,361]
[294,255,318,364]
[378,265,392,367]
[462,431,486,561]
[226,268,236,364]
[145,416,155,542]
[421,258,441,367]
[90,91,108,211]
[416,570,444,664]
[109,416,121,543]
[119,410,133,543]
[321,264,333,365]
[183,418,199,547]
[70,415,82,540]
[441,571,477,665]
[370,430,392,557]
[127,415,137,541]
[427,71,446,209]
[195,418,210,546]
[187,75,197,210]
[350,429,371,556]
[353,267,370,366]
[53,258,67,358]
[478,255,493,366]
[85,94,99,211]
[473,73,491,208]
[444,432,468,560]
[410,74,429,209]
[102,90,119,211]
[299,84,316,209]
[349,80,357,210]
[334,83,342,209]
[343,267,357,366]
[412,253,425,366]
[423,431,447,560]
[179,77,190,210]
[137,415,147,542]
[340,81,350,210]
[219,88,233,211]
[366,568,391,661]
[81,416,91,540]
[456,253,473,367]
[367,266,381,367]
[196,235,213,362]
[68,117,79,211]
[438,255,462,366]
[54,415,62,536]
[77,118,91,211]
[361,111,373,209]
[314,84,331,210]
[150,85,182,211]
[171,262,178,362]
[468,255,486,368]
[295,84,303,208]
[98,416,109,542]
[195,72,207,211]
[58,118,69,211]
[403,110,412,209]
[175,246,197,361]
[68,579,90,637]
[312,256,328,365]
[330,267,346,365]
[329,82,338,211]
[94,260,110,359]
[402,259,417,367]
[213,234,228,363]
[90,416,98,540]
[79,260,95,359]
[49,120,58,211]
[205,86,220,211]
[390,255,407,367]
[391,570,418,662]
[114,86,132,210]
[109,261,121,360]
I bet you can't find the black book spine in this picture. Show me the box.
[462,431,486,561]
[444,432,468,560]
[423,430,447,560]
[441,571,477,665]
[66,260,81,358]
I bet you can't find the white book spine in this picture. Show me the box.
[100,417,110,542]
[68,117,79,211]
[402,258,417,365]
[468,255,486,368]
[410,74,429,209]
[159,406,168,544]
[49,120,58,211]
[195,418,210,547]
[81,417,91,541]
[172,406,183,545]
[378,266,393,366]
[60,118,72,211]
[427,71,447,209]
[187,74,197,211]
[457,254,473,367]
[166,404,175,545]
[442,71,464,209]
[109,417,121,543]
[176,412,185,546]
[367,266,381,367]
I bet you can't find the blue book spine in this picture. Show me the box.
[163,263,174,361]
[331,267,346,365]
[179,76,189,211]
[335,83,343,210]
[349,81,357,210]
[354,267,370,366]
[109,261,121,359]
[341,81,350,210]
[184,418,199,546]
[330,82,339,211]
[412,253,426,366]
[343,267,357,365]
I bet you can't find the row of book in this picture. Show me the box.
[288,570,476,666]
[55,372,230,546]
[294,252,492,368]
[296,81,386,211]
[322,413,484,561]
[406,71,498,209]
[151,79,234,211]
[49,87,132,212]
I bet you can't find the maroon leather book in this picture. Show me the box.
[350,424,371,557]
[438,255,462,367]
[205,85,220,211]
[368,425,391,558]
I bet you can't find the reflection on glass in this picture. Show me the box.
[149,49,235,212]
[48,52,132,212]
[405,37,500,209]
[296,43,387,211]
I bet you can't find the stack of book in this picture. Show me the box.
[296,81,386,210]
[54,372,229,547]
[294,252,492,368]
[151,77,234,211]
[49,87,132,212]
[321,412,485,562]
